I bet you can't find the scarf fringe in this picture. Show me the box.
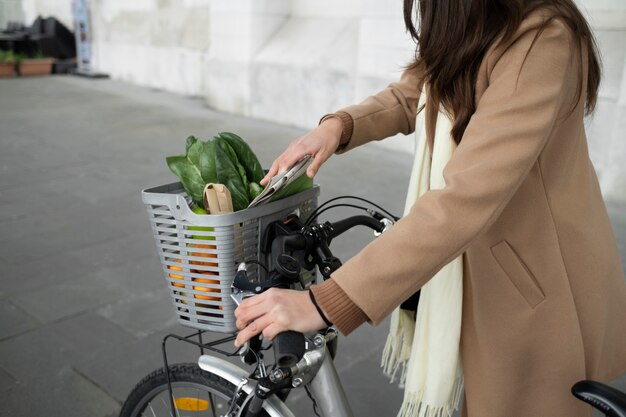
[396,376,464,417]
[381,310,414,384]
[383,88,465,417]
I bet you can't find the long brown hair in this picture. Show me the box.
[403,0,601,144]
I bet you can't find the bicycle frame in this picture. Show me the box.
[160,328,355,417]
[305,346,354,417]
[197,335,355,417]
[198,354,295,417]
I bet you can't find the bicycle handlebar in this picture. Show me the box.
[268,213,391,355]
[327,215,386,238]
[235,210,394,417]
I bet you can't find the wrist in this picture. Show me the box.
[319,112,353,151]
[319,116,343,147]
[309,290,333,327]
[321,116,343,135]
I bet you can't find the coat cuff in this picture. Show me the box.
[319,111,354,154]
[309,279,368,335]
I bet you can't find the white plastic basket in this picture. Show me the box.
[142,182,319,334]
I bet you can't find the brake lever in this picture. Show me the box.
[231,288,251,359]
[231,263,258,359]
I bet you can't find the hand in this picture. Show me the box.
[234,288,327,348]
[260,117,343,186]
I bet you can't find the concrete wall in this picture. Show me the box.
[7,0,626,202]
[86,0,211,96]
[200,0,416,153]
[21,0,71,28]
[578,1,626,203]
[0,0,23,29]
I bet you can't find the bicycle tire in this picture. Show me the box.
[119,362,272,417]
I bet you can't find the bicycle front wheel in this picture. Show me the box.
[119,362,249,417]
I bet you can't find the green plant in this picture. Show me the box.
[166,133,312,211]
[29,50,46,59]
[167,133,265,211]
[15,53,28,63]
[0,50,17,64]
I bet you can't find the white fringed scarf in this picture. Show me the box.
[381,88,464,417]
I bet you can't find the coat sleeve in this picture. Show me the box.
[313,18,579,333]
[333,65,424,153]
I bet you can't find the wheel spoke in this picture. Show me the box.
[148,404,157,417]
[120,364,242,417]
[209,392,217,416]
[160,396,176,417]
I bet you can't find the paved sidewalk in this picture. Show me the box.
[0,76,624,417]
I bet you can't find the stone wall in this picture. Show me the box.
[7,0,626,201]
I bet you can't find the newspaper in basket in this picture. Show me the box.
[142,182,319,333]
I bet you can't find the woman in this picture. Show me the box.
[234,0,626,416]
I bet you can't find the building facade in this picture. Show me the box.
[3,0,625,202]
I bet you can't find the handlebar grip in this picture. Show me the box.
[273,331,305,367]
[329,215,385,238]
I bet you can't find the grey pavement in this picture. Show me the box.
[0,76,625,417]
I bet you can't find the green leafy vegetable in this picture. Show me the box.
[166,133,312,211]
[214,141,250,212]
[165,154,205,205]
[217,132,264,183]
[249,182,263,200]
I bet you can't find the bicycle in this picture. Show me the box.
[122,189,626,417]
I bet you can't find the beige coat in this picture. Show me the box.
[315,11,626,417]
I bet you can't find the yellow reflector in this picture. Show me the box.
[174,397,210,411]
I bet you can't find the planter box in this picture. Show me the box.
[0,62,15,78]
[18,58,55,76]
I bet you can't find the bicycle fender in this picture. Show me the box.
[198,355,295,417]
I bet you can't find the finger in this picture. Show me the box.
[239,293,266,308]
[261,161,280,185]
[276,162,290,175]
[307,152,326,178]
[235,315,249,330]
[235,314,272,347]
[261,164,278,185]
[262,323,285,341]
[262,151,295,183]
[236,310,262,331]
[261,160,290,185]
[235,325,255,348]
[235,297,270,329]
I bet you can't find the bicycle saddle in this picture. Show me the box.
[572,380,626,417]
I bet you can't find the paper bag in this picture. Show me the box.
[203,183,234,214]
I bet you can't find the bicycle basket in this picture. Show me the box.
[142,182,319,333]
